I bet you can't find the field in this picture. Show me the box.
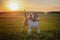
[0,12,60,40]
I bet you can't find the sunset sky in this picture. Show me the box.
[0,0,60,12]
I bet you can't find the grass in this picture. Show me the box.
[0,13,60,40]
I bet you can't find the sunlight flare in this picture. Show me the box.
[4,0,25,11]
[8,2,19,10]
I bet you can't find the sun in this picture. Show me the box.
[4,0,25,11]
[8,2,19,11]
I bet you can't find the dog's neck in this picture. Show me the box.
[31,13,34,19]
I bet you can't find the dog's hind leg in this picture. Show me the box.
[21,18,28,32]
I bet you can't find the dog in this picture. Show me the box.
[21,12,40,34]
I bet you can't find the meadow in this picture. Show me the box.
[0,12,60,40]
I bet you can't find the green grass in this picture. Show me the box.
[0,14,60,40]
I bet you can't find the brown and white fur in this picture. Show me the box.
[21,12,40,34]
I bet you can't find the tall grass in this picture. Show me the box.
[0,14,60,40]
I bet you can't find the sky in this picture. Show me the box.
[26,0,60,11]
[0,0,60,12]
[0,0,26,12]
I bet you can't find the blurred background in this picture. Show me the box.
[0,0,60,40]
